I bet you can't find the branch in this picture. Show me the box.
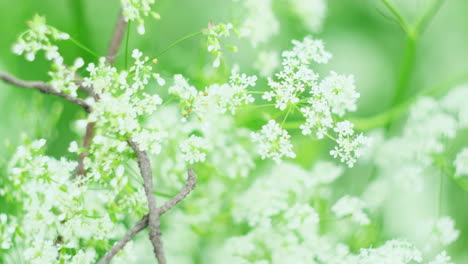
[128,139,166,264]
[106,12,128,64]
[98,168,196,264]
[76,11,128,176]
[0,72,91,112]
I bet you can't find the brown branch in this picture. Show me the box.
[0,72,92,112]
[98,168,196,264]
[76,11,127,176]
[106,12,128,64]
[128,139,166,264]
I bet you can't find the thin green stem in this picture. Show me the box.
[152,31,202,60]
[350,70,468,131]
[280,105,293,128]
[69,37,99,58]
[437,171,444,218]
[386,36,417,130]
[381,0,412,36]
[415,0,444,35]
[324,133,337,141]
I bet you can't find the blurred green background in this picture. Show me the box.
[1,0,467,262]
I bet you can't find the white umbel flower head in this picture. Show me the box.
[290,0,327,33]
[332,195,370,225]
[454,148,468,177]
[180,135,208,164]
[251,120,296,163]
[433,216,459,246]
[355,240,422,264]
[121,0,159,35]
[428,251,454,264]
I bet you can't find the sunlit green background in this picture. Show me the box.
[1,0,467,262]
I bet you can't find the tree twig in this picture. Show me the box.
[106,12,128,64]
[128,139,166,264]
[97,168,196,264]
[76,10,128,176]
[0,72,92,112]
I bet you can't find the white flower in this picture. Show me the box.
[203,22,235,68]
[290,0,327,33]
[356,240,422,264]
[180,135,208,164]
[31,139,47,150]
[251,120,296,163]
[310,161,344,185]
[121,0,158,35]
[332,195,370,225]
[330,132,371,168]
[428,251,454,264]
[283,203,319,231]
[433,216,459,245]
[319,72,359,116]
[264,36,329,111]
[454,148,468,177]
[238,0,279,46]
[131,49,143,59]
[12,14,69,62]
[68,141,79,153]
[69,249,97,264]
[441,84,468,128]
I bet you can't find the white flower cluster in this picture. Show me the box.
[12,14,69,62]
[121,0,160,35]
[48,57,85,97]
[258,36,368,166]
[332,195,370,225]
[375,95,460,192]
[85,50,166,155]
[5,139,124,263]
[441,84,468,128]
[433,216,459,246]
[180,135,208,164]
[238,0,279,47]
[263,36,331,110]
[0,214,16,250]
[329,121,370,167]
[12,15,85,97]
[250,120,296,162]
[353,240,422,264]
[202,22,236,67]
[233,162,342,227]
[454,148,468,177]
[428,251,454,264]
[290,0,327,33]
[169,70,257,119]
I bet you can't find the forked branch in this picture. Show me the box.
[98,168,196,264]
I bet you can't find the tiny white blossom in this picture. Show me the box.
[433,216,459,245]
[454,148,468,177]
[68,141,79,153]
[290,0,327,32]
[428,251,454,264]
[332,195,370,225]
[251,120,296,163]
[180,135,208,164]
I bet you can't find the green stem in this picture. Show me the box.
[381,0,412,36]
[152,31,202,60]
[415,0,444,35]
[351,70,468,131]
[69,37,99,58]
